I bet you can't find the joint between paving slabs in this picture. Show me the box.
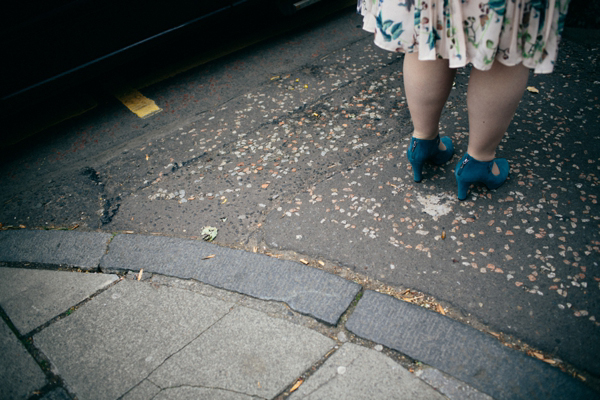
[0,260,103,274]
[0,305,76,400]
[273,289,382,399]
[272,329,416,400]
[107,231,119,246]
[300,351,363,399]
[0,267,124,399]
[23,275,124,339]
[273,344,342,400]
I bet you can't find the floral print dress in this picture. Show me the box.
[358,0,570,73]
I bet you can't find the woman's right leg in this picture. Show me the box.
[466,62,530,163]
[455,61,530,199]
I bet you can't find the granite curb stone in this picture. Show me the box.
[0,230,111,269]
[100,234,361,325]
[346,290,597,400]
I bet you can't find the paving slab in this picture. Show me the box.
[0,230,111,270]
[34,279,233,400]
[148,306,335,399]
[289,343,445,400]
[0,320,47,400]
[120,380,161,400]
[415,368,493,400]
[346,290,598,400]
[40,387,72,400]
[0,267,118,334]
[153,386,256,400]
[100,234,361,325]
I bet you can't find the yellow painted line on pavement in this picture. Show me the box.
[115,89,162,118]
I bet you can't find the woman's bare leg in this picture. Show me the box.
[467,62,530,168]
[403,53,456,142]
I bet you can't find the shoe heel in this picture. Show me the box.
[457,180,470,201]
[410,160,424,182]
[407,135,453,183]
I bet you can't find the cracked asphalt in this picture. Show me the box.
[1,5,599,384]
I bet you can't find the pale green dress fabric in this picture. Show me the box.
[358,0,570,73]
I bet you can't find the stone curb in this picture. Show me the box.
[346,290,597,400]
[0,230,111,269]
[99,233,360,325]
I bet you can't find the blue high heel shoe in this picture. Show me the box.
[407,135,454,182]
[455,153,509,200]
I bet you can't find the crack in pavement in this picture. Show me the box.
[148,384,267,400]
[118,305,236,399]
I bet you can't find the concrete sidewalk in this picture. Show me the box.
[0,230,597,399]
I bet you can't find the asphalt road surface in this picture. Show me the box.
[1,5,599,384]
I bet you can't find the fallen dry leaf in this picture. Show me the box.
[202,254,216,260]
[290,379,304,393]
[532,351,544,360]
[137,269,144,281]
[527,86,540,93]
[436,304,446,315]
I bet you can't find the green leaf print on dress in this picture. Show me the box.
[427,27,441,50]
[376,11,404,42]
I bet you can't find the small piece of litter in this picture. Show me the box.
[290,379,304,393]
[201,226,218,241]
